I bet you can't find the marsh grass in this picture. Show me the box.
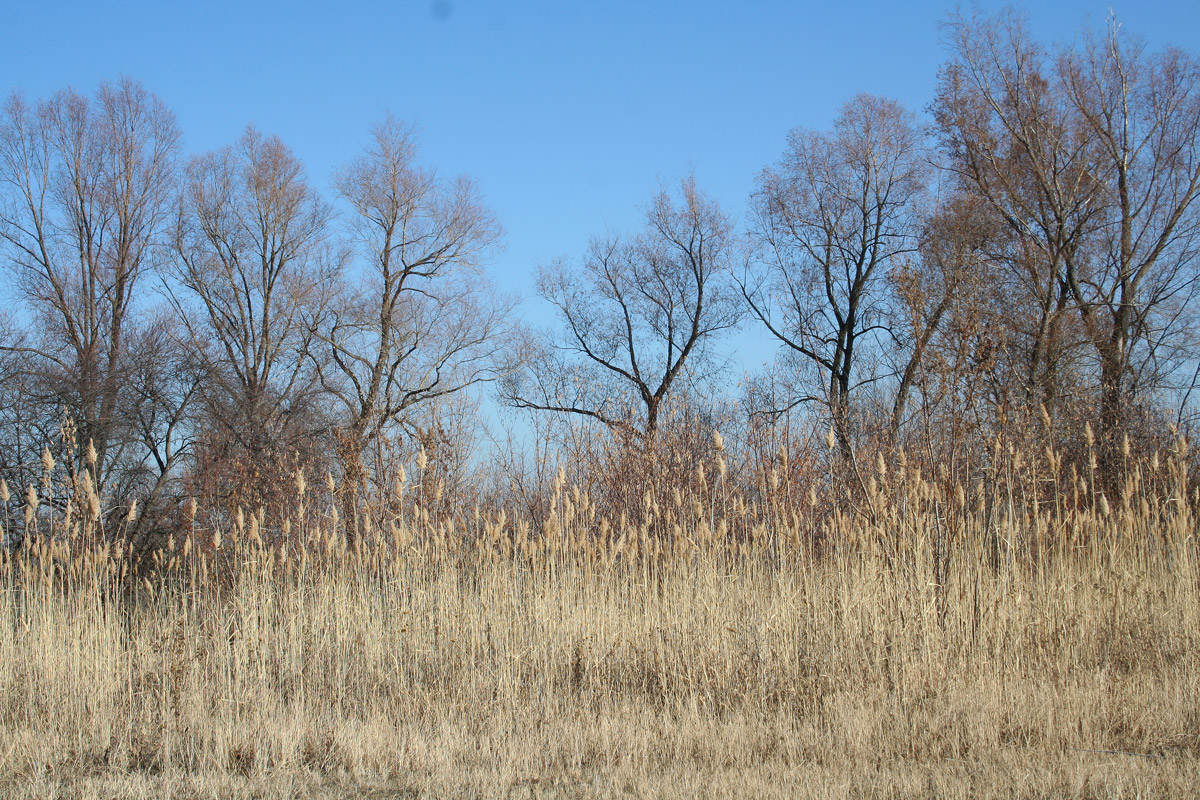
[1,444,1198,798]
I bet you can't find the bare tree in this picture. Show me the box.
[889,191,997,446]
[934,11,1100,422]
[505,177,741,439]
[0,78,181,506]
[119,314,204,547]
[0,313,36,506]
[1059,22,1200,451]
[316,117,510,539]
[935,10,1200,467]
[742,94,927,464]
[171,126,337,505]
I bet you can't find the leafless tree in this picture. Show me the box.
[742,94,928,465]
[0,313,35,501]
[1059,22,1200,450]
[888,191,997,446]
[935,10,1200,467]
[934,11,1102,424]
[316,117,510,539]
[0,78,182,508]
[505,177,741,440]
[118,314,204,547]
[171,126,338,504]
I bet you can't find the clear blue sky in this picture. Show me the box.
[4,0,1200,377]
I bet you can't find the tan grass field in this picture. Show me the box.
[1,454,1198,799]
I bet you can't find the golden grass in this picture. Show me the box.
[1,450,1198,798]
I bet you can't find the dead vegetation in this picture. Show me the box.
[1,438,1197,799]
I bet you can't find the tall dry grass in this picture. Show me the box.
[0,438,1198,798]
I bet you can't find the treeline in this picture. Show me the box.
[2,8,1200,550]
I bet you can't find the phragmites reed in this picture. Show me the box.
[0,478,9,504]
[248,509,262,547]
[1,424,1197,798]
[81,471,101,521]
[23,484,37,526]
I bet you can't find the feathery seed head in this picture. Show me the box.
[41,446,55,475]
[24,484,38,524]
[1045,446,1059,474]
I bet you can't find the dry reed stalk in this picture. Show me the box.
[0,447,1198,798]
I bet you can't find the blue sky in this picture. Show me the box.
[4,0,1200,380]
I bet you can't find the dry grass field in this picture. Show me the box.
[1,448,1198,799]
